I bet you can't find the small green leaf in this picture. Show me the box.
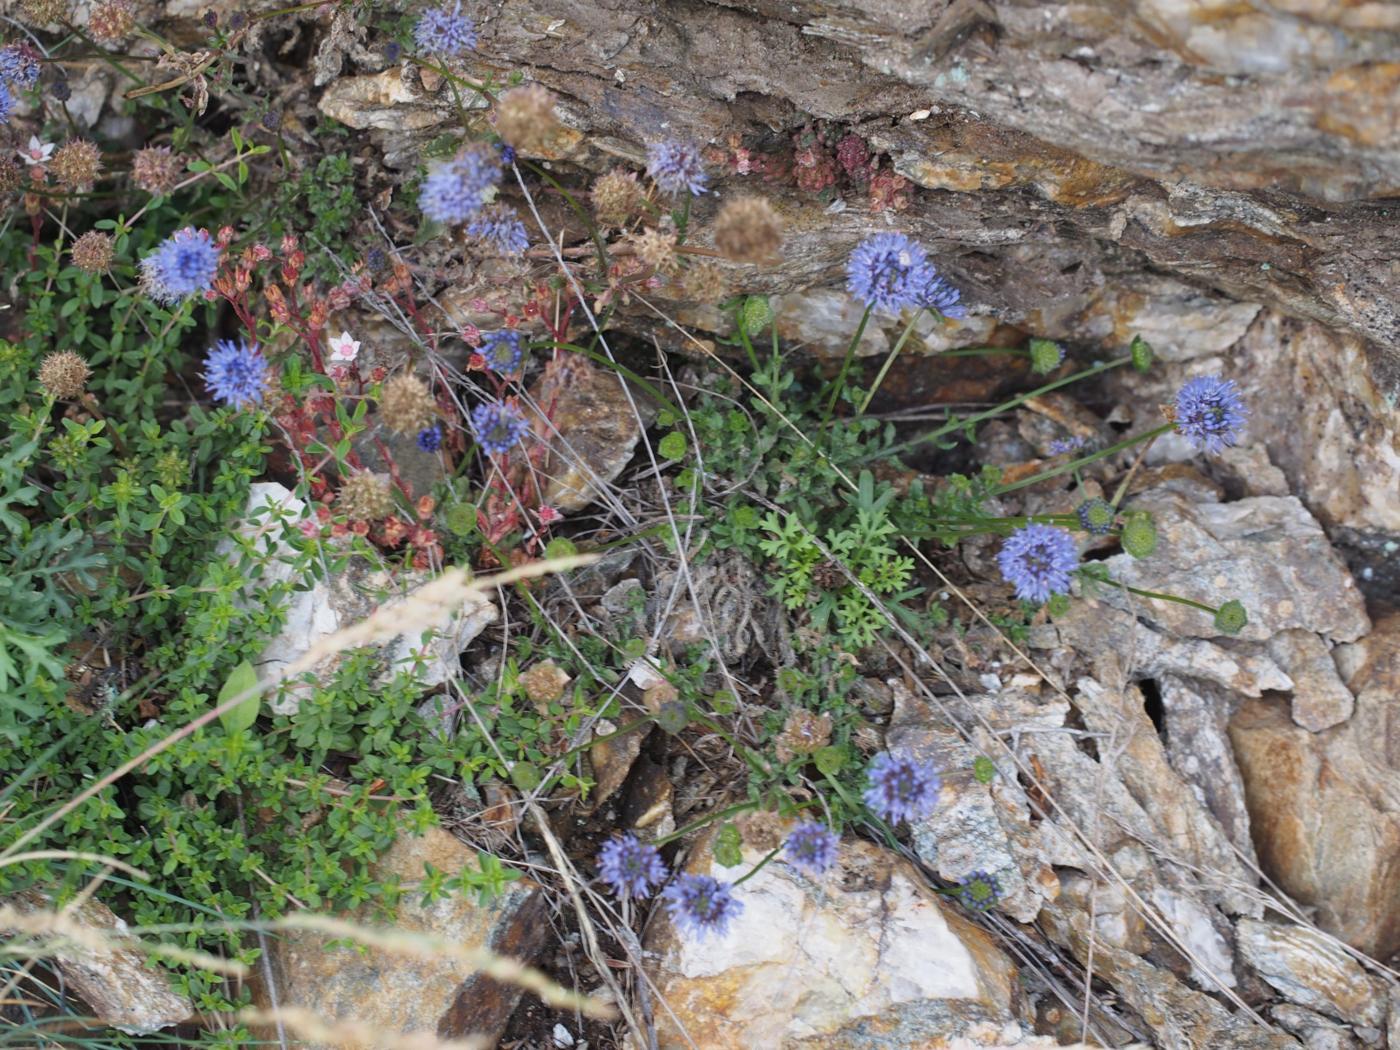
[814,746,845,776]
[714,823,743,867]
[973,756,997,784]
[658,431,686,460]
[217,659,261,735]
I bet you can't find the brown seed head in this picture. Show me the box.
[591,168,644,227]
[628,227,677,274]
[38,350,92,400]
[71,231,114,274]
[773,708,832,764]
[19,0,65,25]
[379,372,437,435]
[337,471,395,522]
[519,660,571,705]
[679,260,730,304]
[88,0,135,42]
[51,140,103,192]
[714,196,782,264]
[0,157,20,196]
[494,83,561,156]
[131,146,181,195]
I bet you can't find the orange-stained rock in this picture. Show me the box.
[258,825,547,1048]
[644,830,1021,1049]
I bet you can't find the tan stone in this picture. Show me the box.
[1236,919,1388,1029]
[1230,614,1400,958]
[645,832,1020,1050]
[1267,629,1354,732]
[260,825,546,1047]
[6,892,191,1035]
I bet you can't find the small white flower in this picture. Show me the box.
[20,136,54,166]
[327,331,361,362]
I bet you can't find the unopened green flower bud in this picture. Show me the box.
[1076,498,1116,536]
[738,295,773,337]
[1028,338,1065,375]
[656,700,688,735]
[1214,599,1247,635]
[972,755,996,784]
[1046,592,1071,618]
[1122,512,1157,559]
[1130,334,1154,373]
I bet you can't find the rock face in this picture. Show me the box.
[6,892,192,1035]
[644,830,1022,1049]
[1236,919,1389,1030]
[260,826,547,1047]
[1230,614,1400,958]
[220,483,497,714]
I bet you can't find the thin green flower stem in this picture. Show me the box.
[927,513,1080,535]
[523,162,610,271]
[654,799,761,847]
[857,310,925,417]
[676,195,692,244]
[543,341,680,417]
[823,304,873,423]
[732,844,783,887]
[876,356,1133,462]
[735,307,762,375]
[935,346,1028,359]
[990,422,1175,497]
[412,58,497,108]
[1079,568,1218,614]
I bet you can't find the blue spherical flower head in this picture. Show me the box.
[997,523,1079,604]
[480,330,524,375]
[662,873,740,938]
[466,204,529,254]
[413,1,477,55]
[142,227,221,303]
[921,272,966,319]
[863,752,941,824]
[1048,435,1087,455]
[646,140,708,196]
[846,233,939,314]
[1174,375,1247,454]
[598,834,667,899]
[0,82,12,126]
[420,144,503,225]
[957,870,1002,912]
[202,339,267,408]
[416,425,443,453]
[471,400,530,455]
[782,822,839,876]
[0,44,40,88]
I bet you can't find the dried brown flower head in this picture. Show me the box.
[337,471,395,522]
[773,708,832,764]
[679,260,729,304]
[38,351,92,400]
[519,659,570,705]
[18,0,65,25]
[88,0,135,42]
[71,231,114,274]
[131,146,181,195]
[591,168,644,227]
[494,83,561,156]
[379,372,437,435]
[628,227,677,274]
[0,157,20,196]
[51,140,102,192]
[714,195,782,264]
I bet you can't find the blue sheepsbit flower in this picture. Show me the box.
[957,870,1002,912]
[997,523,1079,604]
[645,140,707,196]
[863,752,941,824]
[416,425,443,453]
[1048,435,1087,455]
[0,83,12,126]
[921,272,966,319]
[466,203,529,254]
[419,144,502,225]
[202,339,267,408]
[1174,375,1248,454]
[141,227,221,303]
[413,1,477,55]
[598,834,667,899]
[662,873,740,938]
[846,233,939,314]
[0,44,40,88]
[471,400,529,455]
[782,822,839,876]
[480,330,524,374]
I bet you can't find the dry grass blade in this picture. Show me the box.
[274,914,616,1021]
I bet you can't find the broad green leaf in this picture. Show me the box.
[217,659,261,735]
